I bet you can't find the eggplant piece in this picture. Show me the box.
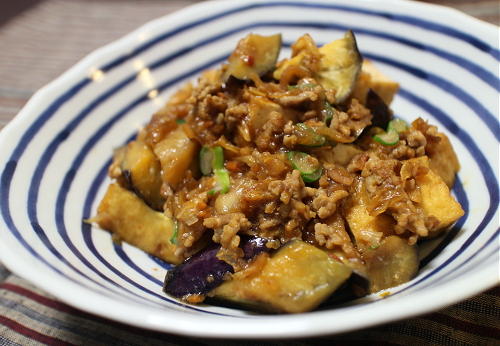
[225,33,282,80]
[120,140,164,210]
[241,236,269,260]
[93,183,184,264]
[164,244,233,298]
[365,89,393,129]
[210,240,352,313]
[317,30,362,104]
[320,271,370,307]
[364,236,419,293]
[163,236,269,299]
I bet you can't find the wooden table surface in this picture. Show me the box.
[0,1,498,345]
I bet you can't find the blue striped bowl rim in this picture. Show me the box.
[0,0,498,338]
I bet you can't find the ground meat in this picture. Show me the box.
[271,88,321,107]
[311,189,349,219]
[347,152,369,173]
[314,212,358,258]
[203,212,251,269]
[360,152,437,242]
[264,170,316,241]
[411,118,441,155]
[255,110,286,152]
[277,169,306,204]
[389,128,426,159]
[324,163,354,186]
[328,99,372,143]
[282,121,298,148]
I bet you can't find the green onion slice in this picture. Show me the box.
[373,129,399,146]
[211,146,225,170]
[213,168,230,194]
[294,123,326,147]
[322,101,334,125]
[199,146,214,175]
[200,145,225,175]
[387,118,408,133]
[201,146,230,194]
[287,151,323,183]
[169,220,179,245]
[175,118,186,124]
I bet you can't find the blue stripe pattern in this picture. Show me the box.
[0,0,498,322]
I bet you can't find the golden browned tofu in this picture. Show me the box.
[153,126,198,187]
[428,133,460,188]
[405,157,464,231]
[121,140,164,210]
[352,60,400,105]
[344,181,395,251]
[211,241,352,313]
[93,183,184,264]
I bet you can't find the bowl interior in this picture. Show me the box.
[0,0,498,337]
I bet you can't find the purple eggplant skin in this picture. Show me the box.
[241,236,269,260]
[163,243,232,298]
[163,237,269,298]
[365,89,393,129]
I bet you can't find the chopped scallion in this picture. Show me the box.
[294,123,326,147]
[212,146,225,170]
[199,146,214,175]
[373,129,399,146]
[287,151,323,183]
[214,168,230,194]
[322,101,334,125]
[387,118,408,133]
[170,220,179,245]
[200,146,230,194]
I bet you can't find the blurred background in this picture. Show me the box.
[0,0,498,131]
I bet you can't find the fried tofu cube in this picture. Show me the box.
[352,60,400,105]
[428,133,460,188]
[93,183,184,264]
[344,180,395,251]
[402,157,464,231]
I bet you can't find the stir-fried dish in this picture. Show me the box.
[92,31,464,313]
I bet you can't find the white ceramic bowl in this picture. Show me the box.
[0,0,498,338]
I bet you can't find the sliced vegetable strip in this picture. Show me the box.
[322,101,334,125]
[200,146,215,175]
[201,146,230,194]
[373,129,399,146]
[287,151,323,182]
[373,118,408,146]
[170,220,179,245]
[294,123,326,147]
[387,118,409,133]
